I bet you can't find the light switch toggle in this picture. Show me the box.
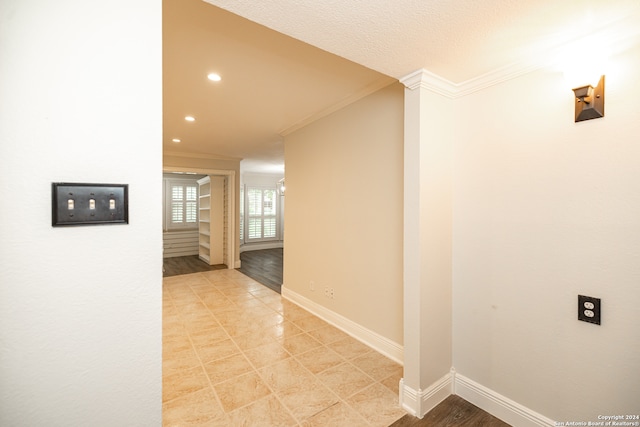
[68,199,75,210]
[89,199,96,210]
[109,199,116,210]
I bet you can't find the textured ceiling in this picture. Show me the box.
[203,0,640,82]
[164,0,640,172]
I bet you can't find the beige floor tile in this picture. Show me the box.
[291,314,329,332]
[326,335,373,360]
[351,351,402,381]
[316,362,375,399]
[163,271,407,426]
[225,293,260,306]
[227,395,297,427]
[185,318,220,333]
[271,320,304,341]
[256,292,281,305]
[223,312,284,338]
[193,337,241,364]
[280,301,313,321]
[187,325,229,347]
[294,345,344,374]
[214,371,272,412]
[249,286,278,298]
[243,341,291,369]
[231,327,281,351]
[163,334,192,354]
[262,297,286,313]
[307,324,349,345]
[227,294,268,309]
[276,377,339,423]
[163,348,202,376]
[162,366,211,403]
[162,388,229,427]
[258,358,314,392]
[380,371,403,395]
[346,383,407,426]
[200,296,232,311]
[301,401,370,427]
[203,353,253,385]
[280,332,322,355]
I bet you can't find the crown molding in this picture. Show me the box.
[279,76,396,136]
[163,150,242,161]
[400,60,544,99]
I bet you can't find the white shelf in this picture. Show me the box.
[197,175,224,266]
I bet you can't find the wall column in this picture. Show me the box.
[399,69,454,417]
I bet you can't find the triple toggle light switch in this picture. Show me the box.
[52,183,128,226]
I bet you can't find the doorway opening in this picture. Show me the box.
[163,166,237,275]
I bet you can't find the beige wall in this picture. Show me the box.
[453,45,640,419]
[284,83,404,345]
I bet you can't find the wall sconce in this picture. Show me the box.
[572,75,605,122]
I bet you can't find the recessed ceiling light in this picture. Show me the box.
[207,73,222,82]
[185,116,195,122]
[172,138,181,143]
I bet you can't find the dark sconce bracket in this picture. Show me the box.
[572,75,605,122]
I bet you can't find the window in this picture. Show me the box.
[165,180,198,230]
[245,187,277,241]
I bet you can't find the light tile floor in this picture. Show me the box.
[163,269,407,426]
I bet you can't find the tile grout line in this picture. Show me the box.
[197,271,303,425]
[164,270,405,426]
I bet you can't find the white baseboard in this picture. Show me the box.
[454,373,556,427]
[399,370,453,418]
[281,286,403,364]
[280,287,555,426]
[240,241,284,252]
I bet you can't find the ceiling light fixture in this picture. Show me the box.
[572,75,605,122]
[185,116,195,122]
[207,73,222,82]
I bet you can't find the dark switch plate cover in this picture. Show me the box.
[52,183,128,226]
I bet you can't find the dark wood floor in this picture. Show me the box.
[162,255,226,277]
[237,248,283,293]
[163,249,284,294]
[389,395,511,427]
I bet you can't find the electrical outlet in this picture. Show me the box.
[324,287,330,298]
[329,288,335,299]
[578,295,601,325]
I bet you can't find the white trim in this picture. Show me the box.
[454,373,556,427]
[281,286,403,364]
[279,76,396,136]
[399,370,453,418]
[399,61,544,99]
[163,150,241,161]
[240,241,283,252]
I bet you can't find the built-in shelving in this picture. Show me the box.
[197,176,212,264]
[197,175,226,266]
